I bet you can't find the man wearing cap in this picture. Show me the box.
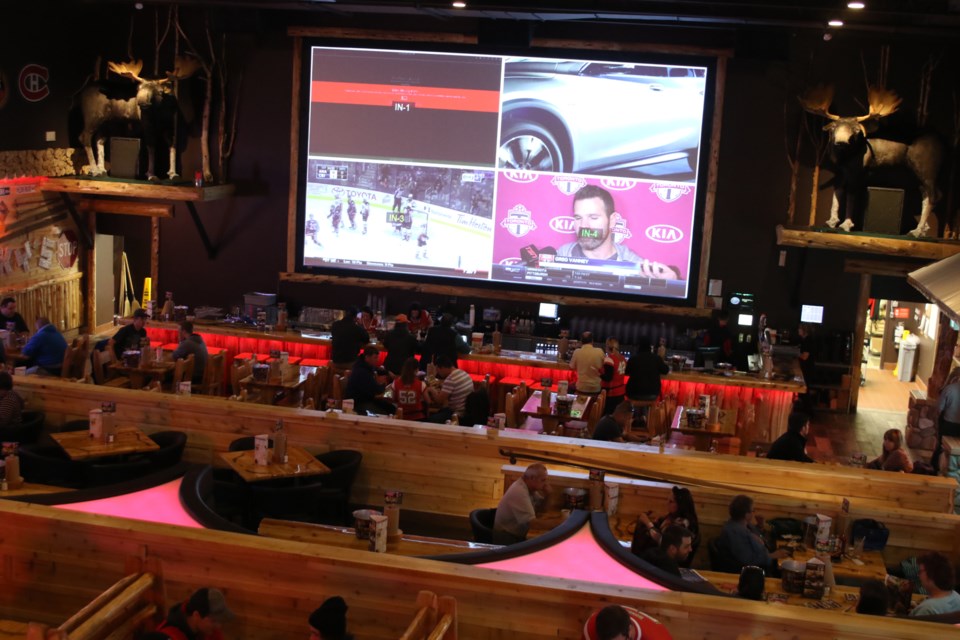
[143,587,235,640]
[113,309,149,360]
[309,596,354,640]
[382,314,418,376]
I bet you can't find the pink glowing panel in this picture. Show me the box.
[478,523,667,591]
[56,478,203,528]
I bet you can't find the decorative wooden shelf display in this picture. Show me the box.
[776,224,960,261]
[41,177,235,258]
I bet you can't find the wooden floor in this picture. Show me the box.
[857,366,924,412]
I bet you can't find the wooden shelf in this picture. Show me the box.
[776,224,960,260]
[42,177,235,202]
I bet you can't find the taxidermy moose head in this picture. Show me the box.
[77,56,200,181]
[800,85,942,237]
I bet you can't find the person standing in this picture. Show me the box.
[142,587,235,640]
[308,596,353,640]
[382,314,418,376]
[21,317,68,375]
[493,463,550,545]
[330,307,368,374]
[0,297,29,335]
[113,309,148,360]
[624,336,669,425]
[601,338,628,414]
[420,314,468,371]
[932,367,960,474]
[766,412,815,463]
[171,321,208,384]
[570,331,605,395]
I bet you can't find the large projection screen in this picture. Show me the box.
[295,43,713,304]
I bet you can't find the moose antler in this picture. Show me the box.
[106,59,145,82]
[799,84,839,120]
[860,86,902,121]
[165,55,202,82]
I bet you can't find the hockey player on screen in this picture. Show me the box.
[305,214,320,247]
[346,195,357,231]
[401,203,414,241]
[392,186,404,213]
[328,195,343,237]
[416,224,429,260]
[360,198,370,235]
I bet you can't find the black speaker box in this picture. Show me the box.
[863,187,904,235]
[109,136,140,179]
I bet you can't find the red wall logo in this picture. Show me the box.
[645,224,684,243]
[19,64,49,102]
[549,216,577,234]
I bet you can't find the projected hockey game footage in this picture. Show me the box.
[298,46,710,301]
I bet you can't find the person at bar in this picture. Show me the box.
[382,314,418,376]
[592,401,644,443]
[20,317,67,375]
[570,331,604,395]
[0,371,23,429]
[601,337,628,414]
[0,297,29,335]
[171,321,208,385]
[423,355,473,423]
[766,412,815,463]
[420,314,468,371]
[702,309,734,362]
[640,524,694,578]
[143,587,235,640]
[112,309,148,360]
[308,596,353,640]
[330,307,369,374]
[407,302,433,337]
[866,428,913,472]
[358,306,379,337]
[715,494,789,573]
[624,336,669,426]
[493,462,550,545]
[345,345,395,416]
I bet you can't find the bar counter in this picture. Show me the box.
[144,321,802,440]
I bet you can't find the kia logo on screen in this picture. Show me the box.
[502,171,538,183]
[498,257,522,265]
[646,225,684,243]
[599,177,635,191]
[549,216,577,233]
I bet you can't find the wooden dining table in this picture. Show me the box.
[218,445,330,483]
[50,426,160,461]
[239,365,316,405]
[108,360,176,389]
[519,390,592,435]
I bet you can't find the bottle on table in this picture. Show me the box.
[273,418,288,464]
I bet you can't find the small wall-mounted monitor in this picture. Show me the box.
[737,313,754,327]
[801,304,824,324]
[538,302,559,321]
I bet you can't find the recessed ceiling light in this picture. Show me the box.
[828,19,844,27]
[452,1,466,7]
[847,1,865,9]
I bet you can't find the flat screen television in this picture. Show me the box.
[737,313,754,327]
[294,42,714,304]
[800,305,824,324]
[538,302,559,321]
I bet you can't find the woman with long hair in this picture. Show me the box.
[390,357,426,421]
[867,428,913,473]
[631,486,700,567]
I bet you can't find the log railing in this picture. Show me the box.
[398,591,457,640]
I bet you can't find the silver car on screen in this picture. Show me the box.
[497,59,707,182]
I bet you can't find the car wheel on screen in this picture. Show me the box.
[498,122,565,172]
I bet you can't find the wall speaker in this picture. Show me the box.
[863,187,904,235]
[109,136,140,179]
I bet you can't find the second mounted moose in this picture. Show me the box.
[800,85,943,238]
[75,56,199,182]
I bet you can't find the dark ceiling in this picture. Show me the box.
[98,0,960,38]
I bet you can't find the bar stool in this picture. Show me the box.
[628,396,659,438]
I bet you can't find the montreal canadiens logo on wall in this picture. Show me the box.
[599,177,635,191]
[549,216,576,234]
[502,170,538,184]
[550,175,586,195]
[649,182,691,203]
[646,224,684,243]
[18,64,50,102]
[500,204,537,238]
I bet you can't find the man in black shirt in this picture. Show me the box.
[624,337,669,400]
[112,309,148,359]
[345,345,395,415]
[330,307,368,373]
[0,297,29,335]
[592,401,645,443]
[640,525,693,578]
[382,314,418,376]
[767,412,815,463]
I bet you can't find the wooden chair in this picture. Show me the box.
[504,392,519,428]
[199,352,225,395]
[230,359,253,396]
[399,590,457,640]
[331,373,346,410]
[59,344,77,379]
[93,348,131,388]
[171,354,195,391]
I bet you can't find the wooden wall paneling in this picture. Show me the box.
[0,501,945,640]
[697,54,727,309]
[850,273,871,410]
[286,36,302,274]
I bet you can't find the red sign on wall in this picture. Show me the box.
[892,307,910,319]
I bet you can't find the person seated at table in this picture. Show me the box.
[715,494,788,573]
[641,524,694,578]
[423,355,473,423]
[570,331,605,395]
[492,462,550,545]
[582,604,674,640]
[632,486,699,565]
[345,345,395,416]
[624,336,669,426]
[112,309,149,360]
[330,307,369,374]
[866,428,913,473]
[0,372,24,429]
[390,357,426,421]
[309,595,353,640]
[856,579,889,616]
[171,321,208,384]
[459,388,491,427]
[910,552,960,617]
[593,401,645,443]
[20,317,67,375]
[766,412,815,463]
[142,586,235,640]
[0,297,29,336]
[601,338,628,414]
[382,314,418,376]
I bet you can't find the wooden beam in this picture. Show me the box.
[776,224,960,260]
[42,179,235,202]
[531,38,733,59]
[843,258,929,277]
[697,54,727,308]
[287,36,302,275]
[850,273,871,412]
[79,199,174,218]
[287,27,478,44]
[278,272,712,318]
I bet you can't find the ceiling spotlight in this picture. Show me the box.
[134,1,144,8]
[823,32,833,41]
[828,19,844,27]
[452,1,466,7]
[847,1,865,8]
